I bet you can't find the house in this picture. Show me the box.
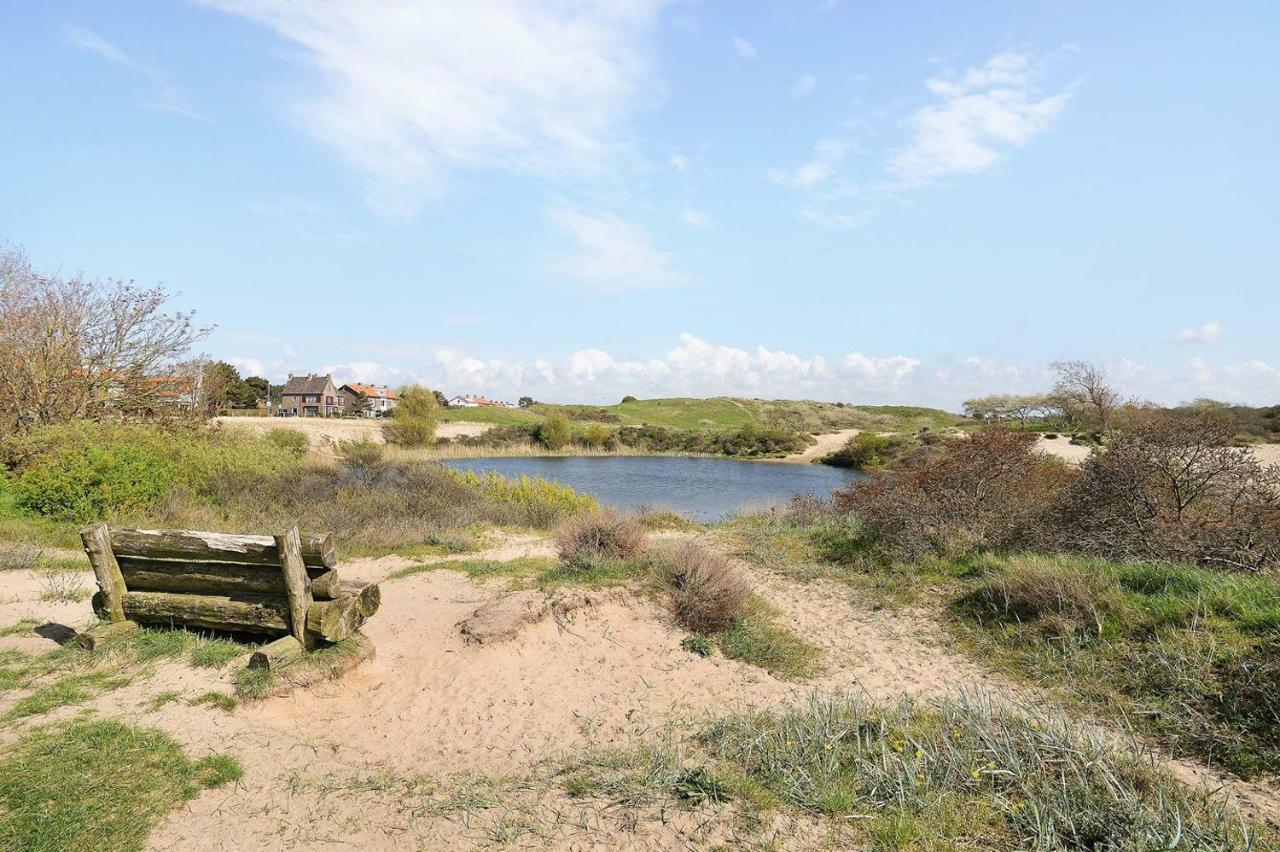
[338,383,399,417]
[447,394,513,409]
[279,374,340,417]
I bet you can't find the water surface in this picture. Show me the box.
[443,455,865,521]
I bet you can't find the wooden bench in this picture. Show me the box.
[78,523,380,667]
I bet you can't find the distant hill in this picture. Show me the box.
[440,396,965,434]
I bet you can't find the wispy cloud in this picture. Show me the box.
[66,25,205,120]
[681,209,709,228]
[887,51,1070,185]
[790,74,817,97]
[202,0,672,218]
[1174,320,1225,345]
[549,205,694,291]
[732,35,758,59]
[249,199,364,245]
[768,137,848,189]
[775,49,1071,229]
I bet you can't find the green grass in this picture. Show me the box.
[232,666,274,700]
[699,691,1263,850]
[952,552,1280,779]
[439,406,544,425]
[0,618,40,638]
[711,610,823,680]
[4,670,132,720]
[723,511,1280,778]
[144,690,184,711]
[0,718,242,852]
[189,691,238,711]
[189,637,249,669]
[440,397,965,435]
[388,555,558,583]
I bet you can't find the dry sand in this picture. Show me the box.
[0,533,1014,850]
[214,415,490,450]
[769,428,860,464]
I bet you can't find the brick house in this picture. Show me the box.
[279,374,340,417]
[338,383,399,418]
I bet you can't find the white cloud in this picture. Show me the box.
[549,206,694,290]
[321,361,405,386]
[769,137,847,189]
[887,51,1069,184]
[409,333,920,402]
[1174,320,1225,345]
[202,0,671,217]
[790,74,817,97]
[66,25,204,120]
[227,357,265,377]
[668,153,690,172]
[731,36,758,59]
[681,208,709,228]
[800,208,869,230]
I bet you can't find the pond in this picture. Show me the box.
[442,455,866,521]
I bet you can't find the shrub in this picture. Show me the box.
[1043,432,1059,440]
[651,543,751,633]
[834,427,1072,560]
[581,423,611,449]
[554,508,647,565]
[621,395,638,403]
[539,412,572,450]
[1053,415,1280,571]
[6,421,295,522]
[264,428,309,457]
[959,558,1123,638]
[338,439,386,484]
[681,634,714,657]
[381,386,439,447]
[822,432,906,469]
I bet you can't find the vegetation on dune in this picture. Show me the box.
[0,719,241,852]
[381,385,441,447]
[554,508,648,566]
[699,691,1263,850]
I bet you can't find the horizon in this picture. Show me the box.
[3,2,1278,409]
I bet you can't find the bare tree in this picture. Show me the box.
[1050,360,1120,434]
[0,246,209,435]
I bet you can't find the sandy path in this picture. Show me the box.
[215,416,490,449]
[1034,434,1280,468]
[769,429,860,465]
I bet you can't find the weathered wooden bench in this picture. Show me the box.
[78,523,380,668]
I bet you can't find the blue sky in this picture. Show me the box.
[2,1,1277,408]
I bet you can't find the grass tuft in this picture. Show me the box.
[0,718,241,852]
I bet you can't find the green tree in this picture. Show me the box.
[582,423,611,449]
[539,412,572,450]
[382,385,440,447]
[432,389,449,408]
[518,396,535,408]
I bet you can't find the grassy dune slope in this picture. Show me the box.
[443,396,964,434]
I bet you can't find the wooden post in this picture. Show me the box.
[81,523,127,623]
[275,527,313,648]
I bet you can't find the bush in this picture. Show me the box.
[651,543,751,634]
[264,428,309,457]
[621,395,638,403]
[834,427,1072,560]
[822,432,906,469]
[382,386,439,447]
[554,508,647,565]
[580,422,612,449]
[1053,415,1280,571]
[5,421,296,522]
[539,412,572,450]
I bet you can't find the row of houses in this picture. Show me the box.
[277,375,519,417]
[278,374,399,418]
